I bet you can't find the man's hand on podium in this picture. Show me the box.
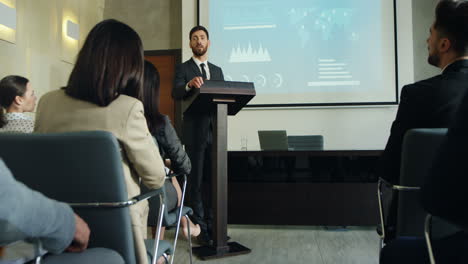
[188,76,204,89]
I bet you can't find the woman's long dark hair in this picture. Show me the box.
[142,60,165,134]
[65,19,144,106]
[0,75,29,128]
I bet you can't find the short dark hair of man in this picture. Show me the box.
[434,0,468,56]
[65,19,144,106]
[189,25,209,40]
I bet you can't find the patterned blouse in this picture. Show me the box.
[0,113,35,133]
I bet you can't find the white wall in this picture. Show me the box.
[412,0,441,82]
[181,0,196,59]
[104,0,182,50]
[0,0,105,103]
[182,0,435,150]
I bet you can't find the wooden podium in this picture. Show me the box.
[183,80,255,260]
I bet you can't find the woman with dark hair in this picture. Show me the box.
[0,75,36,133]
[34,19,166,264]
[137,60,200,239]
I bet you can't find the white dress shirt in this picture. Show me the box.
[185,57,211,91]
[192,57,211,80]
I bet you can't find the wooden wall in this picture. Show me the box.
[144,50,181,127]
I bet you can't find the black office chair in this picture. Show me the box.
[284,135,324,182]
[377,129,447,248]
[287,135,324,150]
[425,215,445,264]
[422,122,468,264]
[0,131,172,264]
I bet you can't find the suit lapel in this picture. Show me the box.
[189,58,221,80]
[208,62,219,80]
[188,58,202,77]
[207,63,214,79]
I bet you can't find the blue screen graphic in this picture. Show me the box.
[208,0,396,105]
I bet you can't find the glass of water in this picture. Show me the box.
[241,136,248,151]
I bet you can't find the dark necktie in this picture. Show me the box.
[200,63,207,80]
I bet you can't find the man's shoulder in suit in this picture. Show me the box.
[404,60,468,94]
[179,58,195,70]
[208,61,224,80]
[404,74,442,93]
[183,58,194,65]
[208,61,222,70]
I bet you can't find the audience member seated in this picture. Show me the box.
[0,75,36,133]
[34,19,166,264]
[379,0,468,241]
[380,66,468,264]
[0,159,124,264]
[133,60,201,240]
[420,43,468,264]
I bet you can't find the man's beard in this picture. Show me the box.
[428,51,440,67]
[192,45,207,57]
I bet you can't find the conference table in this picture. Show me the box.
[226,149,383,226]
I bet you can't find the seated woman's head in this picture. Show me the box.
[0,75,35,127]
[65,19,144,106]
[127,60,163,134]
[142,60,163,133]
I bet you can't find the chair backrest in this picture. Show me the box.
[397,128,447,237]
[0,131,137,264]
[258,130,288,150]
[287,135,324,150]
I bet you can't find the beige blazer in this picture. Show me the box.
[35,89,165,264]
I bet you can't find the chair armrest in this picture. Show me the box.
[425,214,436,264]
[68,188,164,208]
[392,185,420,191]
[377,177,421,242]
[377,178,386,241]
[379,177,421,191]
[133,188,164,203]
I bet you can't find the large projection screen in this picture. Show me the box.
[199,0,398,107]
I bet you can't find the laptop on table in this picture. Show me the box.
[258,130,291,151]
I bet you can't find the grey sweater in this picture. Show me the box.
[0,159,75,254]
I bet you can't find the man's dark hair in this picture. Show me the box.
[65,19,144,106]
[189,25,209,40]
[0,75,29,128]
[434,0,468,55]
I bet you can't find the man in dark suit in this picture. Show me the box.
[418,57,468,264]
[416,81,468,264]
[172,25,224,245]
[381,4,468,256]
[380,0,468,242]
[422,1,468,238]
